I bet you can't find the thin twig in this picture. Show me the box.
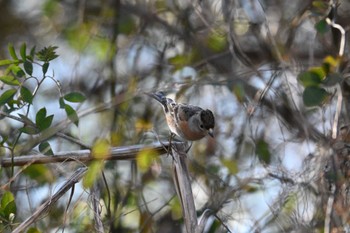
[56,132,91,149]
[325,18,346,57]
[0,160,36,190]
[214,214,233,233]
[102,172,111,220]
[61,184,75,233]
[324,184,336,233]
[92,183,104,233]
[332,84,342,139]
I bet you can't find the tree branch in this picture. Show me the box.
[1,142,170,167]
[171,142,197,233]
[12,167,88,233]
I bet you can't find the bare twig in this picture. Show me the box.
[324,184,336,233]
[214,214,233,233]
[0,160,36,190]
[332,84,343,139]
[197,209,212,233]
[12,167,88,233]
[92,183,104,233]
[56,132,91,149]
[325,17,346,57]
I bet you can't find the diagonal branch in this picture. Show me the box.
[12,167,88,233]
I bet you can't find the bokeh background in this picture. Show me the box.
[1,0,350,232]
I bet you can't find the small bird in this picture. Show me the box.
[146,92,215,141]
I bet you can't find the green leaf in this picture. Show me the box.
[311,0,329,15]
[315,19,329,34]
[10,65,25,77]
[233,84,245,103]
[0,59,17,66]
[119,16,136,35]
[0,89,17,106]
[23,61,33,76]
[20,43,27,61]
[20,86,33,104]
[27,227,42,233]
[64,92,86,103]
[243,185,259,193]
[66,26,90,51]
[39,141,53,155]
[0,192,16,220]
[3,201,16,220]
[256,139,271,164]
[8,43,18,60]
[207,31,227,52]
[36,46,59,62]
[1,192,16,220]
[169,54,190,69]
[36,107,47,124]
[170,198,182,220]
[28,46,36,62]
[83,161,104,188]
[136,148,159,172]
[59,97,65,108]
[20,126,39,135]
[65,104,79,126]
[303,86,329,107]
[91,139,111,159]
[43,0,59,16]
[0,75,20,86]
[282,194,297,214]
[309,67,326,79]
[36,108,53,131]
[43,62,49,74]
[90,38,113,61]
[298,70,323,87]
[23,164,55,184]
[1,191,15,208]
[41,115,53,131]
[323,55,340,73]
[221,159,238,174]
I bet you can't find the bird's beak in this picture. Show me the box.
[208,128,214,138]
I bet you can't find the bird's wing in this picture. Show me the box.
[175,104,203,121]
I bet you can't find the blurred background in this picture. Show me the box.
[1,0,350,232]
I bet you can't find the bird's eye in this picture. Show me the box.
[199,124,204,129]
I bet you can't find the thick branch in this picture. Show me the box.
[1,142,170,167]
[171,143,198,233]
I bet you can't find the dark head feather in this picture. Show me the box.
[200,110,215,129]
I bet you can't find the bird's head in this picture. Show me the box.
[199,109,215,137]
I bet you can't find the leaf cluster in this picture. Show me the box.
[298,56,343,107]
[0,44,87,232]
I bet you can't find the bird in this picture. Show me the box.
[145,91,215,141]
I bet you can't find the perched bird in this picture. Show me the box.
[146,92,215,141]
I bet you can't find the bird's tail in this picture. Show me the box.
[144,92,169,112]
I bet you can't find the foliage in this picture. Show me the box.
[298,56,342,107]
